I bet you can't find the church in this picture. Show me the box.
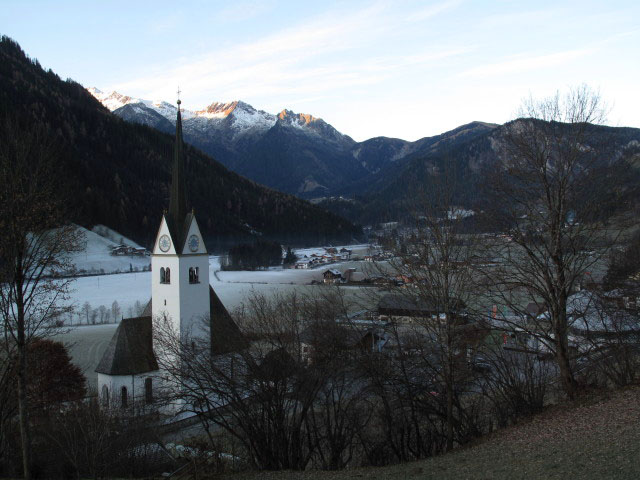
[95,98,244,411]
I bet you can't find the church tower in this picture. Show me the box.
[151,98,210,342]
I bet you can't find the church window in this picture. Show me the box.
[189,267,199,284]
[145,378,153,404]
[121,386,128,409]
[165,268,171,283]
[101,385,109,408]
[160,267,165,283]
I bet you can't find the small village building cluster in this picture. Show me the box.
[294,247,351,269]
[110,244,149,256]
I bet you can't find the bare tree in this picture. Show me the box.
[81,302,92,325]
[154,290,374,471]
[111,300,121,324]
[376,170,486,452]
[0,117,82,479]
[154,292,318,470]
[483,85,616,399]
[44,398,167,479]
[98,305,107,324]
[565,287,640,387]
[0,346,17,472]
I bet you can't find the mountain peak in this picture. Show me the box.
[278,109,319,126]
[196,100,241,119]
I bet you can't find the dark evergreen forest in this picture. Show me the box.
[0,37,362,251]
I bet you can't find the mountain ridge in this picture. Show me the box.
[90,88,498,198]
[0,36,361,249]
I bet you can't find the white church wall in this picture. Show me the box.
[152,254,182,334]
[151,217,210,344]
[178,253,210,341]
[98,371,159,412]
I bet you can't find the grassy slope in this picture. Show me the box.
[223,385,640,480]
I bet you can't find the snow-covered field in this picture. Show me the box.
[67,225,150,276]
[58,244,376,389]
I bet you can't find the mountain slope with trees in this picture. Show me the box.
[345,120,640,224]
[0,36,361,249]
[92,89,500,199]
[98,84,640,227]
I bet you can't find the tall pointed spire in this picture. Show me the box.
[168,96,189,243]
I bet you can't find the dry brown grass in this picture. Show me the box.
[218,385,640,480]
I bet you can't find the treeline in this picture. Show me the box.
[221,239,282,270]
[0,36,362,250]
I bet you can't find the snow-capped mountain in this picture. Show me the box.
[88,88,498,198]
[90,88,274,137]
[89,88,370,195]
[89,87,187,119]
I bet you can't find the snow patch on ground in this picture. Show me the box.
[67,225,149,276]
[91,224,141,248]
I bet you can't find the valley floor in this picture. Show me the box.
[220,385,640,480]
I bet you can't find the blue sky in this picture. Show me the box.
[2,0,639,141]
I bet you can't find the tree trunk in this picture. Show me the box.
[15,252,31,480]
[555,339,576,400]
[554,297,577,400]
[17,338,31,480]
[445,365,454,452]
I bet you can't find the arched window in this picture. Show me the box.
[101,385,109,408]
[121,386,128,409]
[189,267,199,284]
[160,267,165,284]
[165,268,171,283]
[145,378,153,404]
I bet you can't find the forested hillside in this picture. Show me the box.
[324,120,640,224]
[0,36,361,250]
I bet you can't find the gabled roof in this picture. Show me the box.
[378,293,464,315]
[324,269,342,277]
[209,285,248,354]
[95,316,158,375]
[98,286,246,377]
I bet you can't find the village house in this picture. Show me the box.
[323,269,343,284]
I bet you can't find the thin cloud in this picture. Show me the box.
[460,49,595,79]
[110,2,467,108]
[407,0,462,22]
[215,0,276,22]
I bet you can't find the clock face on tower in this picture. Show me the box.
[188,234,200,252]
[159,234,171,252]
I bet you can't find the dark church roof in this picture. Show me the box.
[100,286,246,376]
[95,316,158,376]
[140,287,246,354]
[208,285,248,354]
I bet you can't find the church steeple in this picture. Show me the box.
[168,97,188,233]
[165,95,193,252]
